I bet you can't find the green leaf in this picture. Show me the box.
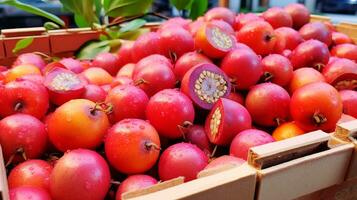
[12,37,34,54]
[0,0,65,27]
[60,0,99,27]
[44,22,60,30]
[170,0,193,10]
[189,0,208,20]
[119,19,146,33]
[99,34,108,41]
[76,40,111,60]
[119,28,150,40]
[103,0,153,17]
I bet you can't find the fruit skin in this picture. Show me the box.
[185,125,212,155]
[10,186,51,200]
[204,7,235,26]
[146,89,195,139]
[160,17,191,31]
[332,32,354,46]
[237,21,276,55]
[195,23,236,58]
[111,76,134,88]
[246,83,291,127]
[262,7,293,29]
[106,85,149,123]
[81,67,113,86]
[0,114,47,164]
[5,64,41,83]
[83,84,107,102]
[299,22,332,46]
[210,20,235,36]
[284,3,310,30]
[131,32,164,62]
[230,129,275,160]
[174,52,212,81]
[339,90,357,118]
[289,67,326,94]
[115,175,157,200]
[59,58,84,74]
[13,53,46,70]
[261,54,293,87]
[204,155,245,170]
[8,159,53,191]
[117,41,134,68]
[274,27,303,50]
[272,122,304,141]
[49,149,111,200]
[47,99,110,152]
[158,143,208,182]
[116,63,135,78]
[234,13,263,31]
[322,58,357,89]
[290,82,343,132]
[158,27,195,60]
[290,39,330,70]
[221,48,263,90]
[105,119,161,174]
[330,44,357,62]
[205,98,252,145]
[227,92,245,105]
[0,80,49,119]
[93,52,121,76]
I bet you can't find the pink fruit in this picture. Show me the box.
[111,76,134,88]
[261,54,293,87]
[204,7,235,26]
[322,58,357,90]
[284,3,310,30]
[83,84,107,102]
[117,41,134,68]
[274,27,303,50]
[131,32,164,62]
[204,155,245,170]
[13,53,46,70]
[93,52,120,75]
[332,32,354,46]
[174,52,212,81]
[10,187,51,200]
[230,129,275,160]
[185,125,212,155]
[234,13,263,31]
[331,44,357,62]
[340,90,357,118]
[115,175,157,200]
[299,22,332,46]
[262,7,293,29]
[59,58,84,74]
[116,63,135,78]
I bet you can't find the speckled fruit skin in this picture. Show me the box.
[262,7,293,29]
[330,43,357,63]
[299,22,332,46]
[115,175,157,200]
[93,52,121,76]
[10,187,51,200]
[284,3,310,30]
[158,143,208,182]
[185,125,212,155]
[340,90,357,118]
[204,7,235,26]
[50,149,111,200]
[146,89,195,139]
[204,155,245,170]
[59,58,84,74]
[230,129,275,160]
[274,27,303,50]
[13,53,46,70]
[261,54,293,87]
[131,32,164,62]
[83,84,107,102]
[205,98,252,145]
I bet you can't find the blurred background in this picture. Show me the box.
[0,0,356,29]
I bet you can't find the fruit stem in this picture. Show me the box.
[263,72,274,82]
[313,113,327,125]
[264,34,274,42]
[134,78,149,86]
[5,147,26,167]
[145,141,161,151]
[178,121,193,140]
[110,180,121,185]
[14,102,23,111]
[274,118,283,126]
[210,145,218,159]
[314,63,325,72]
[90,102,113,115]
[169,50,178,63]
[33,52,53,62]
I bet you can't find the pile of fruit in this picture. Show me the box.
[0,3,356,200]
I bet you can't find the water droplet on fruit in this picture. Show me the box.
[139,125,145,130]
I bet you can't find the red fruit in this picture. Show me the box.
[134,54,173,72]
[0,114,47,164]
[17,74,44,85]
[42,61,66,75]
[290,82,343,132]
[204,155,245,170]
[59,58,84,74]
[158,143,208,182]
[83,84,107,102]
[116,175,157,200]
[111,76,134,88]
[262,7,293,29]
[5,64,41,83]
[284,3,310,30]
[93,52,120,75]
[174,52,212,81]
[10,187,51,200]
[272,121,305,141]
[234,13,263,31]
[81,67,113,86]
[290,40,330,71]
[105,119,161,174]
[160,17,191,30]
[322,58,357,90]
[101,84,111,93]
[146,89,195,139]
[133,61,175,97]
[0,80,49,119]
[340,90,357,118]
[299,22,332,46]
[237,21,276,55]
[289,67,325,94]
[246,83,291,127]
[195,23,236,58]
[8,160,52,191]
[106,85,149,123]
[131,32,163,62]
[50,149,110,200]
[159,27,194,60]
[44,67,86,105]
[227,92,245,105]
[221,48,263,90]
[117,41,134,68]
[181,63,231,110]
[332,32,354,46]
[116,63,135,78]
[282,49,292,58]
[13,53,46,70]
[274,27,303,50]
[210,20,235,36]
[331,44,357,62]
[261,54,293,87]
[188,17,205,36]
[230,129,275,160]
[204,7,235,26]
[205,98,252,145]
[48,99,109,152]
[185,125,212,155]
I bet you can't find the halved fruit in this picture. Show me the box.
[44,67,86,105]
[204,98,251,145]
[322,58,357,90]
[181,63,231,110]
